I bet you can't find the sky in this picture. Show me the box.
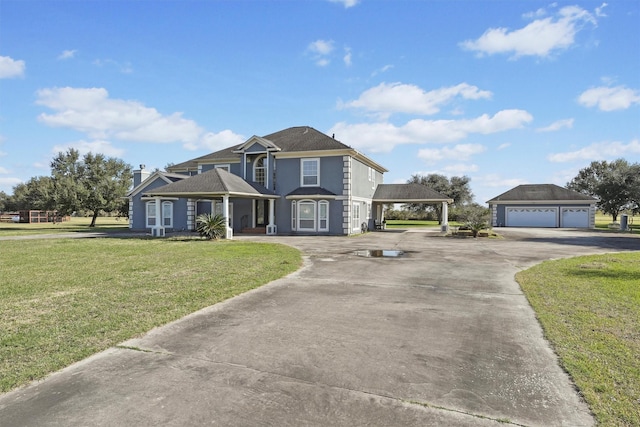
[1,0,639,204]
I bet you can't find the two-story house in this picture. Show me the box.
[127,126,452,238]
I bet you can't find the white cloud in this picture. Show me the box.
[328,0,360,8]
[578,85,640,111]
[497,142,511,150]
[36,86,246,152]
[417,144,486,163]
[58,50,77,60]
[186,130,246,152]
[93,58,133,74]
[0,166,9,174]
[442,163,479,174]
[548,139,640,162]
[536,118,574,132]
[36,87,203,144]
[372,64,393,77]
[341,82,492,116]
[307,39,335,66]
[343,47,352,67]
[51,140,125,157]
[460,4,599,59]
[0,176,23,191]
[476,173,529,188]
[0,55,26,78]
[330,109,533,152]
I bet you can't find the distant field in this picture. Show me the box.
[0,217,128,236]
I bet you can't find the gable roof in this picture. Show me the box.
[487,184,596,203]
[144,168,278,199]
[167,126,388,173]
[127,171,188,197]
[373,184,453,203]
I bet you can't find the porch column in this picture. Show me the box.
[266,199,277,235]
[440,201,449,232]
[152,197,165,237]
[222,195,233,239]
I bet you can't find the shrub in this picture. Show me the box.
[196,213,227,240]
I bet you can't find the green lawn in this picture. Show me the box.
[0,216,129,236]
[0,237,301,392]
[516,252,640,426]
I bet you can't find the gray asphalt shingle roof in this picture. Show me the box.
[286,187,337,197]
[168,126,351,171]
[373,184,453,202]
[145,168,278,198]
[487,184,596,202]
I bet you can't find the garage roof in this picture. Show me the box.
[487,184,596,203]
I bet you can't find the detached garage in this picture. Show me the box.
[487,184,596,229]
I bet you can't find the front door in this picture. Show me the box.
[255,200,268,227]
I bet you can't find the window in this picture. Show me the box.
[215,164,230,172]
[301,158,319,186]
[293,199,329,232]
[299,201,316,230]
[253,156,266,186]
[352,202,361,230]
[319,201,329,231]
[291,201,297,230]
[146,201,173,228]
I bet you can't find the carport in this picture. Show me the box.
[372,183,454,231]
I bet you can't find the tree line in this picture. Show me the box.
[0,149,132,227]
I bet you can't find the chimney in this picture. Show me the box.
[133,164,151,187]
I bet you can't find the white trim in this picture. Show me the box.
[253,154,267,187]
[161,201,173,228]
[300,158,320,187]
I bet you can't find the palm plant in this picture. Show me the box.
[196,213,228,240]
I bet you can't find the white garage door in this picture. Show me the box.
[561,207,589,228]
[506,207,558,227]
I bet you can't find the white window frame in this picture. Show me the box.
[212,201,234,228]
[292,199,329,232]
[215,164,230,172]
[146,201,173,228]
[291,201,297,231]
[253,155,266,186]
[352,202,361,231]
[318,200,329,232]
[300,158,319,187]
[298,200,316,231]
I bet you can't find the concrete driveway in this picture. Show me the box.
[1,228,638,426]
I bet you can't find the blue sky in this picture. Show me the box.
[1,0,639,204]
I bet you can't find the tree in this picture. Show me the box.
[567,159,639,222]
[5,176,56,211]
[51,149,133,227]
[458,203,490,237]
[404,174,474,223]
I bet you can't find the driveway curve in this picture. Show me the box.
[1,228,638,426]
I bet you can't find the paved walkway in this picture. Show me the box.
[1,228,638,426]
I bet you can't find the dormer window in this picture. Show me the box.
[301,158,319,186]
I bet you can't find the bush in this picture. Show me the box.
[196,213,228,240]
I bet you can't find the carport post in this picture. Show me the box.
[267,199,277,235]
[222,195,233,239]
[441,201,449,232]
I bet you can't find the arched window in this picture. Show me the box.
[253,155,266,186]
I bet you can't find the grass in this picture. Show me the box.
[516,252,640,426]
[0,216,129,236]
[595,213,638,233]
[0,237,301,393]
